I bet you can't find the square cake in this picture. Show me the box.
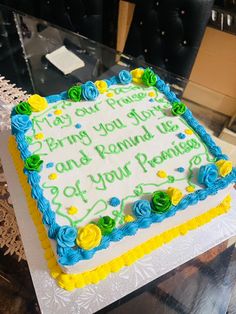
[9,68,236,290]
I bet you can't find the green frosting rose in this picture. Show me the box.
[141,68,157,86]
[171,102,186,116]
[24,155,43,172]
[151,191,172,213]
[97,216,116,235]
[67,85,82,102]
[15,102,32,115]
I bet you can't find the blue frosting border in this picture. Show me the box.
[12,69,236,266]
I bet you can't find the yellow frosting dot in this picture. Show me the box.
[148,91,156,97]
[68,206,78,215]
[185,129,193,135]
[157,170,167,178]
[107,92,114,98]
[34,133,44,140]
[54,109,63,115]
[48,173,58,180]
[186,185,195,193]
[124,215,135,223]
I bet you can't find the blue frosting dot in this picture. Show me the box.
[149,98,154,102]
[46,162,54,168]
[177,167,185,173]
[75,123,82,129]
[177,133,186,139]
[109,197,120,207]
[48,113,53,117]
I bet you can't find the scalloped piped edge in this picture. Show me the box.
[8,135,232,291]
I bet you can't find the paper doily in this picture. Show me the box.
[0,75,29,260]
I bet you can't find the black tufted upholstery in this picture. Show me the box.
[125,0,214,78]
[35,0,104,43]
[0,0,118,47]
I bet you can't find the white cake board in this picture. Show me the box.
[1,130,236,314]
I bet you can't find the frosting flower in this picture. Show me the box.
[76,223,102,250]
[11,114,32,134]
[130,68,144,84]
[95,80,108,94]
[57,226,77,248]
[28,94,48,112]
[118,70,132,84]
[82,81,99,101]
[171,102,187,116]
[151,191,172,213]
[97,216,115,235]
[15,102,32,115]
[198,164,218,187]
[216,159,232,177]
[141,68,157,86]
[24,154,43,172]
[166,187,183,206]
[68,85,82,102]
[132,200,151,218]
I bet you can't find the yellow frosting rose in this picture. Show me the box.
[28,94,48,112]
[167,187,183,206]
[216,159,232,177]
[76,224,102,250]
[130,68,144,84]
[95,80,108,94]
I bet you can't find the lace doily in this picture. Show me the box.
[0,75,29,261]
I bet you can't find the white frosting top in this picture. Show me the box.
[26,83,214,228]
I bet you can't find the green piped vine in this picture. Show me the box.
[37,81,216,229]
[42,182,73,226]
[73,199,108,227]
[113,175,186,224]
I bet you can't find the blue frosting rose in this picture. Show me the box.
[132,200,152,218]
[156,79,166,91]
[109,76,118,85]
[118,70,132,84]
[198,164,218,187]
[82,81,99,101]
[11,114,32,134]
[56,226,77,248]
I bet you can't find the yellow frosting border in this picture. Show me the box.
[8,136,232,291]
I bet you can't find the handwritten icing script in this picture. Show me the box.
[29,84,205,226]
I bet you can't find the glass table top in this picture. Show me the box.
[0,4,232,135]
[0,4,235,314]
